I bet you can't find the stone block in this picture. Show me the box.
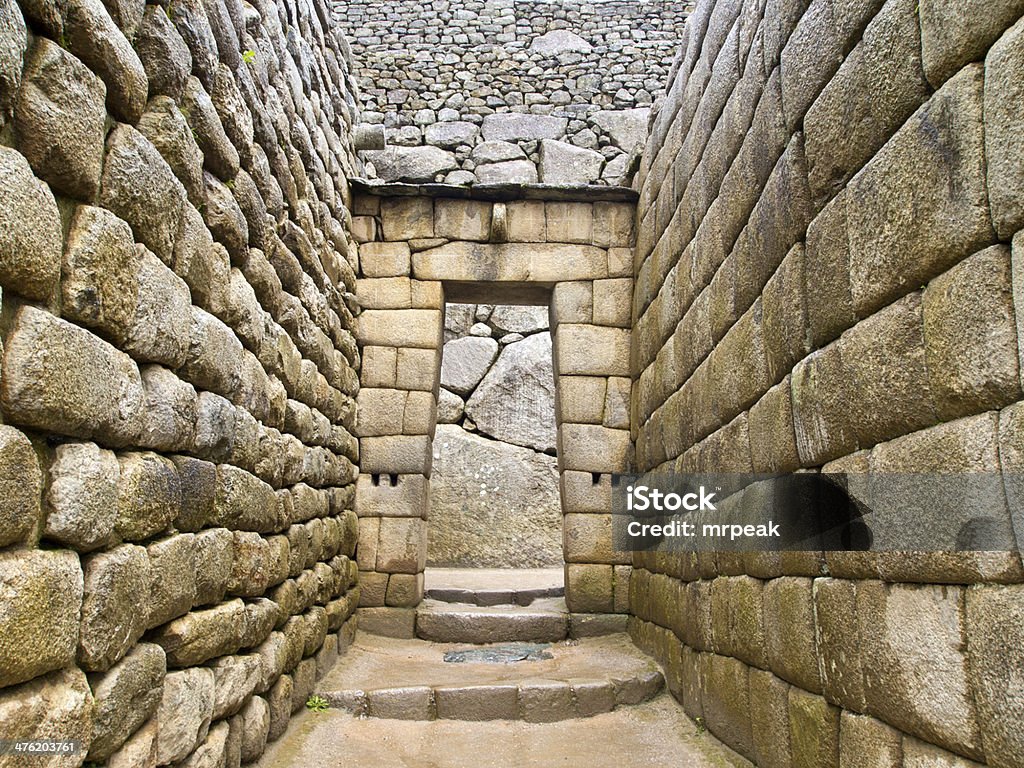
[545,201,594,244]
[603,377,630,430]
[965,584,1024,767]
[565,563,613,613]
[923,245,1021,420]
[557,377,606,425]
[145,534,197,629]
[607,247,632,278]
[366,686,433,720]
[44,441,120,552]
[592,278,632,328]
[375,516,427,574]
[0,549,82,688]
[0,426,40,548]
[123,247,191,367]
[116,451,181,541]
[362,146,457,183]
[385,572,424,607]
[848,65,995,317]
[761,243,807,384]
[356,474,428,518]
[703,653,754,761]
[788,688,839,768]
[135,4,191,100]
[154,667,215,765]
[814,578,865,711]
[357,606,416,638]
[265,675,292,741]
[920,0,1024,88]
[394,347,440,392]
[361,346,398,388]
[520,680,574,723]
[858,581,983,760]
[193,527,232,605]
[555,325,629,376]
[902,737,987,768]
[100,123,186,265]
[559,470,612,513]
[0,669,93,759]
[791,345,858,466]
[763,576,821,693]
[838,711,902,768]
[558,424,631,473]
[2,306,145,445]
[360,242,411,278]
[87,643,166,760]
[434,684,519,720]
[749,669,792,768]
[361,436,433,476]
[0,146,62,301]
[804,191,856,348]
[137,95,204,208]
[380,196,434,240]
[412,241,606,282]
[356,309,442,349]
[79,544,151,672]
[748,378,800,474]
[140,365,198,452]
[593,202,635,248]
[551,282,593,325]
[506,200,546,241]
[181,75,238,180]
[563,514,627,565]
[14,37,106,200]
[434,199,492,242]
[151,599,246,667]
[986,16,1024,239]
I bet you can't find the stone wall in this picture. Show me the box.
[0,0,363,764]
[333,0,692,186]
[431,303,561,569]
[352,191,635,637]
[629,0,1024,766]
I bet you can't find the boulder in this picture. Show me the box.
[44,441,120,551]
[361,145,457,182]
[476,159,538,184]
[440,336,499,396]
[488,305,549,334]
[444,303,477,342]
[0,669,93,754]
[592,108,651,152]
[88,643,166,760]
[429,425,561,568]
[538,139,604,185]
[529,29,593,56]
[425,120,479,149]
[481,113,568,142]
[465,332,557,453]
[437,388,465,424]
[471,140,526,164]
[155,667,215,765]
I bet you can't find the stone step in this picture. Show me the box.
[415,598,569,644]
[423,567,564,606]
[315,634,664,722]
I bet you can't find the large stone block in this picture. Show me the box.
[361,435,433,475]
[413,241,607,283]
[923,246,1020,420]
[838,711,902,768]
[559,471,611,513]
[748,378,800,474]
[555,324,630,376]
[0,549,82,687]
[87,643,166,760]
[154,667,215,765]
[355,474,428,518]
[858,581,983,760]
[360,242,411,278]
[814,578,865,711]
[848,65,995,317]
[100,123,186,265]
[920,0,1024,88]
[212,463,278,532]
[124,245,192,367]
[380,196,434,240]
[965,584,1024,767]
[14,38,106,200]
[151,599,246,667]
[44,442,120,551]
[763,576,821,693]
[0,425,41,548]
[193,527,233,605]
[0,668,93,763]
[135,4,191,100]
[362,146,457,183]
[986,16,1024,239]
[80,544,151,672]
[749,669,792,768]
[0,147,62,300]
[538,140,604,185]
[790,345,858,465]
[702,653,754,761]
[434,199,492,242]
[788,688,839,768]
[116,451,181,541]
[356,309,442,349]
[565,563,613,613]
[481,113,567,142]
[558,424,631,473]
[375,516,427,574]
[804,191,856,348]
[146,534,197,628]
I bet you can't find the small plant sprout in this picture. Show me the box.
[306,694,330,713]
[243,49,257,64]
[695,716,706,735]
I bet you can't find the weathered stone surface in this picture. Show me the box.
[763,577,820,694]
[0,146,62,300]
[919,0,1024,88]
[182,75,239,180]
[848,65,995,317]
[0,425,41,548]
[0,0,26,121]
[135,3,191,99]
[63,0,148,123]
[555,325,629,376]
[859,581,983,760]
[152,599,246,666]
[788,688,839,768]
[965,584,1024,767]
[592,109,650,152]
[1,306,146,445]
[240,694,270,762]
[203,170,249,261]
[465,332,556,453]
[45,441,120,551]
[429,425,561,568]
[14,38,106,199]
[137,95,206,207]
[482,113,568,142]
[147,533,197,628]
[441,336,499,396]
[985,15,1024,239]
[437,388,466,423]
[155,667,215,765]
[88,643,166,760]
[472,141,526,164]
[124,245,192,366]
[0,549,82,687]
[838,711,902,768]
[538,139,604,185]
[475,159,538,184]
[101,124,187,265]
[0,668,93,760]
[530,28,592,55]
[193,527,233,605]
[425,120,479,148]
[364,145,458,182]
[116,451,181,541]
[488,306,549,334]
[140,365,198,452]
[210,653,262,720]
[80,544,151,671]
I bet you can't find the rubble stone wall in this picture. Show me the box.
[0,0,363,764]
[629,0,1024,766]
[333,0,692,186]
[352,192,635,637]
